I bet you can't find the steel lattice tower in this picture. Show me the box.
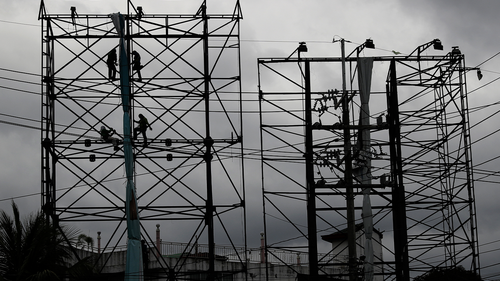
[39,1,246,280]
[258,41,479,281]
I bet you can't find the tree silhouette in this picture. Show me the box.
[0,201,84,280]
[76,234,94,251]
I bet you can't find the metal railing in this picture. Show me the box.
[73,241,351,267]
[157,241,347,266]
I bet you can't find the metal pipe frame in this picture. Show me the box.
[258,48,479,280]
[39,1,246,280]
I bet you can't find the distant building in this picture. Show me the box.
[321,223,384,281]
[67,228,383,281]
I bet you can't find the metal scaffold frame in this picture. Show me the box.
[258,41,479,281]
[39,0,246,280]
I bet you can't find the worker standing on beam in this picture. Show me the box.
[132,51,143,82]
[106,48,117,81]
[133,114,152,146]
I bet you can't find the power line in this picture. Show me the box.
[0,143,261,203]
[476,51,500,69]
[0,67,40,77]
[0,84,39,96]
[0,19,38,27]
[3,41,500,258]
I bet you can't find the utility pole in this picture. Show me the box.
[304,60,319,279]
[340,38,357,281]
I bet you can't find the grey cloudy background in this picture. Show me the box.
[1,0,500,279]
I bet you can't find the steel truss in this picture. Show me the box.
[258,46,479,280]
[39,1,246,280]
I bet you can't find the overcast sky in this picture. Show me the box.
[1,0,500,279]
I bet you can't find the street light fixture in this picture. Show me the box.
[287,42,308,60]
[347,38,375,58]
[433,39,443,50]
[407,38,444,58]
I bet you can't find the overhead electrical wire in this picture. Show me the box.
[0,19,38,27]
[3,60,500,181]
[2,27,500,274]
[0,135,262,203]
[2,52,500,176]
[5,8,500,276]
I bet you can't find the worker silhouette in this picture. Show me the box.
[132,51,143,82]
[106,48,117,81]
[100,126,119,150]
[133,114,152,146]
[70,6,78,27]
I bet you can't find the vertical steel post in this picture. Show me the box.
[201,2,215,280]
[459,56,480,274]
[260,232,265,264]
[156,224,161,258]
[41,13,56,224]
[387,59,409,281]
[341,39,357,281]
[304,60,318,279]
[257,62,270,281]
[97,231,101,254]
[41,14,51,222]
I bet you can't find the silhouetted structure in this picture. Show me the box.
[39,1,245,280]
[258,41,479,281]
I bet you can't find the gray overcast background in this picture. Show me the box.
[1,0,500,279]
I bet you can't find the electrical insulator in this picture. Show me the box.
[165,138,172,147]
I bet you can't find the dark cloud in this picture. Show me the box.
[1,0,500,278]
